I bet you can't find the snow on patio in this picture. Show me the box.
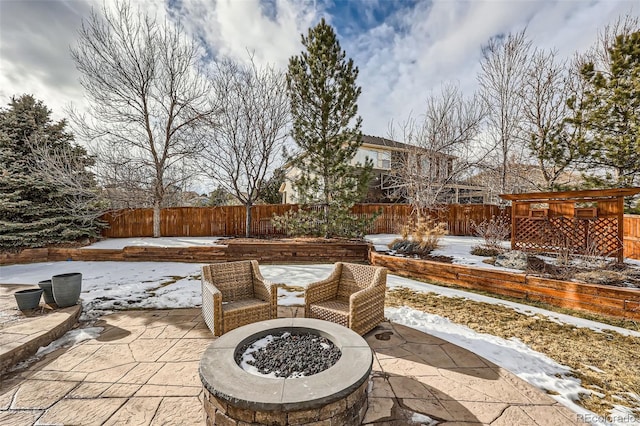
[1,235,639,424]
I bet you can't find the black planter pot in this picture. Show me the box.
[38,280,55,306]
[51,273,82,308]
[14,288,43,311]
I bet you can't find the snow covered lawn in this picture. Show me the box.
[85,236,228,249]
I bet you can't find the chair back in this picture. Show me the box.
[203,261,255,301]
[337,263,384,302]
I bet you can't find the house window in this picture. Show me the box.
[354,148,391,170]
[379,151,391,169]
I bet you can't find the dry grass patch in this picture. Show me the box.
[386,287,640,418]
[278,284,305,293]
[278,284,305,303]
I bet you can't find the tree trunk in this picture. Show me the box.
[323,173,331,238]
[153,201,161,238]
[245,203,252,238]
[153,175,164,238]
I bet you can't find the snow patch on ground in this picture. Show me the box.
[410,412,439,425]
[366,234,515,271]
[385,306,599,422]
[9,327,103,373]
[277,287,304,306]
[84,236,227,249]
[36,327,103,357]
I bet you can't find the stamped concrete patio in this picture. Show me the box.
[0,305,580,425]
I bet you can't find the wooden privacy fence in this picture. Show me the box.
[624,215,640,259]
[100,204,510,238]
[97,203,640,260]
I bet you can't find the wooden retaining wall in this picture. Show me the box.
[0,241,370,265]
[3,241,639,322]
[370,251,640,321]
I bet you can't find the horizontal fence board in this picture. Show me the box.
[526,276,640,302]
[457,267,527,284]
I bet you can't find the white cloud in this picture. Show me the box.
[0,0,91,118]
[172,0,318,67]
[349,0,637,136]
[0,0,636,139]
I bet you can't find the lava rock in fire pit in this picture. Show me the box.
[235,332,341,378]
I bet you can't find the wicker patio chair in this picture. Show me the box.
[305,262,387,335]
[201,260,278,336]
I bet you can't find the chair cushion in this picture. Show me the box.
[223,298,270,313]
[309,300,349,328]
[222,298,272,334]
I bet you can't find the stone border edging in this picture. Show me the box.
[0,304,82,374]
[370,251,640,320]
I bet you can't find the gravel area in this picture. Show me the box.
[236,331,341,378]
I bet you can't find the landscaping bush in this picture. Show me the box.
[470,245,502,257]
[388,216,447,256]
[271,207,375,239]
[471,215,510,254]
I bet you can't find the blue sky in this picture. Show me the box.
[0,0,637,138]
[324,0,418,36]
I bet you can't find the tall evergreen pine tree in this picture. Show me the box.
[282,19,372,238]
[572,31,640,187]
[0,95,102,250]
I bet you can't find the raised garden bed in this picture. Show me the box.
[371,251,640,321]
[0,239,371,265]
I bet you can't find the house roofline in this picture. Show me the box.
[361,135,457,159]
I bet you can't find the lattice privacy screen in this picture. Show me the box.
[513,216,621,257]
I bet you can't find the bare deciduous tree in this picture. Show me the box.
[28,136,105,225]
[583,14,639,74]
[70,1,218,237]
[478,30,531,196]
[520,48,579,190]
[201,58,289,237]
[388,84,487,212]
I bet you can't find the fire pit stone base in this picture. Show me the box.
[199,318,373,426]
[202,379,368,425]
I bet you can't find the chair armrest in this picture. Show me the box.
[305,277,339,304]
[202,277,223,336]
[349,285,385,308]
[251,261,278,319]
[349,283,387,335]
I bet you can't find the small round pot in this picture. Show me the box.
[14,288,43,311]
[38,280,56,306]
[51,273,82,308]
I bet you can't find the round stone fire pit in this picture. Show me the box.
[199,318,372,425]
